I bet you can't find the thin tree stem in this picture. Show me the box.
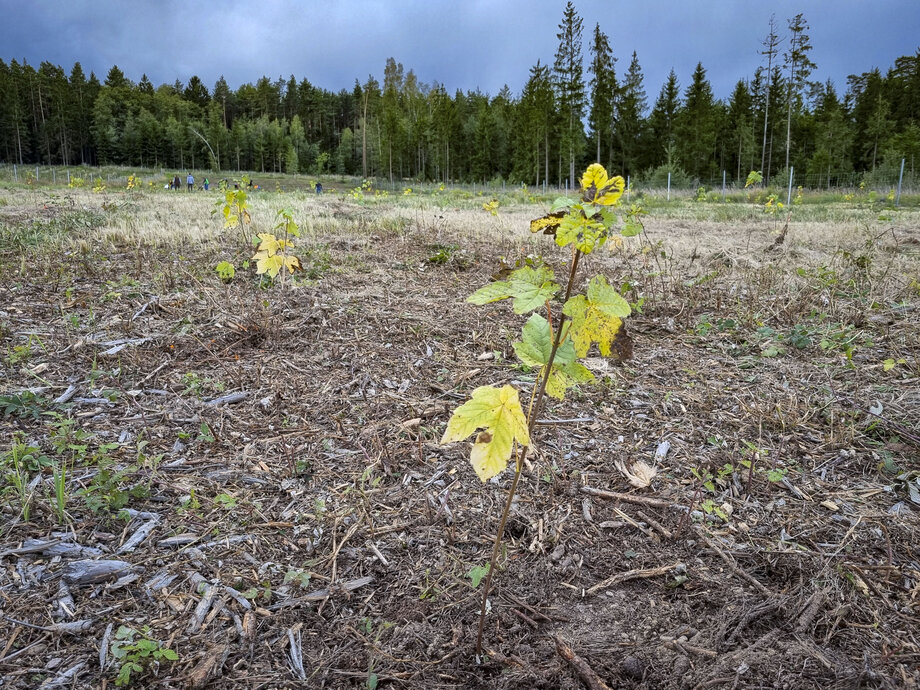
[475,444,528,654]
[475,247,583,654]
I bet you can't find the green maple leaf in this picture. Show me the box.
[468,265,559,314]
[555,212,607,254]
[513,314,594,399]
[441,385,530,482]
[563,276,631,357]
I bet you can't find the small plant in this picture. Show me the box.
[441,163,634,652]
[51,460,68,523]
[68,175,86,189]
[283,568,312,589]
[126,174,140,191]
[214,492,238,510]
[2,434,50,521]
[482,199,499,216]
[745,170,763,188]
[883,357,907,372]
[215,260,236,282]
[92,177,106,194]
[0,391,47,419]
[252,208,302,284]
[110,625,178,687]
[219,187,252,245]
[196,422,215,443]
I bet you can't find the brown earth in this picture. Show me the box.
[1,190,919,688]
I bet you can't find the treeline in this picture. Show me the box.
[1,3,918,187]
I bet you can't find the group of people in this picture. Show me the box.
[167,173,209,191]
[163,174,322,193]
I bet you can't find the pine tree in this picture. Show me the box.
[808,80,852,186]
[514,61,555,186]
[553,1,586,186]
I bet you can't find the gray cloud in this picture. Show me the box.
[3,0,918,101]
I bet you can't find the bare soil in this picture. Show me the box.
[1,191,919,689]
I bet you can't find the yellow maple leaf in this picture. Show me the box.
[581,163,625,206]
[441,385,530,481]
[254,252,284,278]
[255,233,282,256]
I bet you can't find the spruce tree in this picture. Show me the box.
[647,69,680,169]
[613,51,647,177]
[783,13,816,172]
[553,1,586,187]
[676,63,719,181]
[588,24,616,166]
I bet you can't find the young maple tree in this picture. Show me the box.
[442,163,639,652]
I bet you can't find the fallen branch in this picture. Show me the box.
[267,575,374,611]
[695,527,769,595]
[586,562,684,595]
[117,517,160,554]
[580,485,680,510]
[553,635,612,690]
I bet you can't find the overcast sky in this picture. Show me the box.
[4,0,919,104]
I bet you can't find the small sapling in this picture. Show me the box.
[441,163,636,653]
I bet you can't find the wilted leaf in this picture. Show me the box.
[255,233,282,256]
[581,164,625,206]
[441,385,530,481]
[530,210,566,235]
[614,459,657,488]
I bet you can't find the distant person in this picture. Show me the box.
[248,178,254,189]
[173,175,181,190]
[315,182,323,194]
[187,173,194,191]
[203,178,209,191]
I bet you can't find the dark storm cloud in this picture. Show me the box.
[3,0,918,102]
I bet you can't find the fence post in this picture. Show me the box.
[36,166,39,181]
[13,164,17,182]
[67,170,70,185]
[722,170,726,200]
[667,172,671,201]
[787,166,794,207]
[53,169,56,184]
[896,158,905,207]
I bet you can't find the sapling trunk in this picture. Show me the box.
[475,247,583,654]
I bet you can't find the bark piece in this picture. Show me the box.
[62,559,133,585]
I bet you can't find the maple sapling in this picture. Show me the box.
[441,164,638,653]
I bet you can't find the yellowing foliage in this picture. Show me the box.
[563,275,631,357]
[580,163,625,206]
[440,385,530,481]
[252,233,302,278]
